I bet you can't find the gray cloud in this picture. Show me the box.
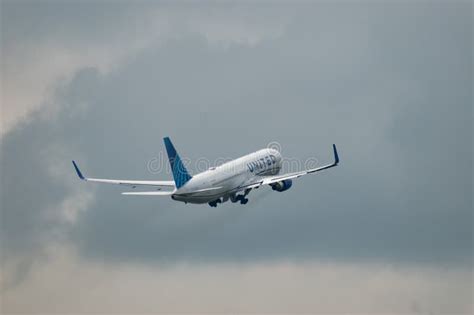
[1,0,472,282]
[2,253,472,313]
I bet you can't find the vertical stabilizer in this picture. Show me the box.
[163,137,192,189]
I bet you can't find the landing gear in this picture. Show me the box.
[230,188,251,205]
[208,199,222,207]
[210,188,252,207]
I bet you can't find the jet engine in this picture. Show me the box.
[270,179,293,192]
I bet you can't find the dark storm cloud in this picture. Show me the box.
[1,2,472,268]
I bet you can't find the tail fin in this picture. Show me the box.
[163,137,192,189]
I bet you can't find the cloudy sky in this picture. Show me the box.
[1,0,472,313]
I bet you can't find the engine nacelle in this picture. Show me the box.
[270,179,293,192]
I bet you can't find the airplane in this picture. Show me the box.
[72,137,339,207]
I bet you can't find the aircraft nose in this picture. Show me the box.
[269,148,280,156]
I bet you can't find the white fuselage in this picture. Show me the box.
[171,148,282,204]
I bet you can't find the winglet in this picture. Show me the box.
[332,144,339,165]
[72,160,86,180]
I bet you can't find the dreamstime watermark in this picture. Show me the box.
[146,141,321,176]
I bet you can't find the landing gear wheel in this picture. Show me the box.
[208,199,222,207]
[240,198,248,205]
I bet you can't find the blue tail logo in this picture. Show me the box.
[163,137,192,189]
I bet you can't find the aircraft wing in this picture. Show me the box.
[239,144,339,190]
[72,161,175,189]
[121,191,176,196]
